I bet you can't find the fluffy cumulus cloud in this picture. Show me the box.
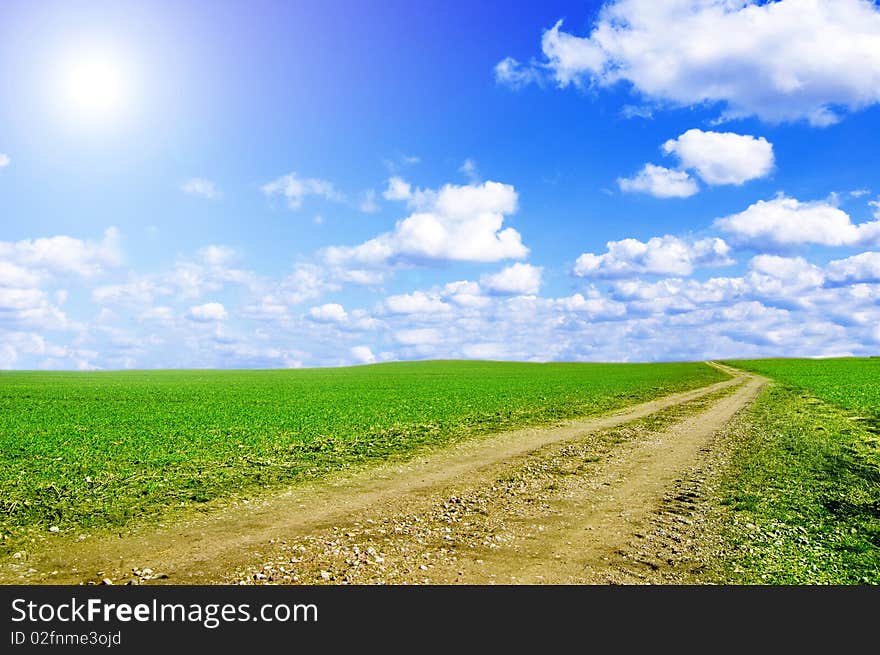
[610,276,745,315]
[745,255,825,303]
[323,180,528,265]
[308,303,348,323]
[0,227,121,278]
[826,251,880,284]
[0,153,9,168]
[280,264,341,305]
[350,345,376,364]
[661,130,774,185]
[0,261,42,288]
[617,164,698,198]
[716,195,880,248]
[574,235,733,278]
[481,263,543,295]
[181,177,220,199]
[187,302,227,322]
[620,129,773,197]
[382,176,412,201]
[384,290,450,315]
[262,172,343,210]
[442,280,489,308]
[7,219,880,369]
[553,290,626,319]
[0,228,126,338]
[500,0,880,125]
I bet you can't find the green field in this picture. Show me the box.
[716,358,880,583]
[727,358,880,421]
[0,360,725,552]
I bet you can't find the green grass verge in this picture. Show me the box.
[724,357,880,421]
[711,374,879,584]
[0,360,725,553]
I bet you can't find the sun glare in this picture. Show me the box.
[59,50,129,123]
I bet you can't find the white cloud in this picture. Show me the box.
[0,261,68,331]
[461,342,508,360]
[92,245,256,307]
[505,0,880,125]
[281,264,340,305]
[0,288,48,312]
[0,261,42,288]
[350,345,376,364]
[197,245,237,267]
[168,263,257,300]
[347,309,381,331]
[308,303,348,323]
[574,235,733,278]
[92,279,166,306]
[553,292,626,319]
[383,155,421,175]
[242,295,290,321]
[746,255,825,299]
[0,332,95,370]
[621,105,653,119]
[181,177,220,199]
[382,176,412,201]
[139,306,174,323]
[333,268,385,285]
[826,251,880,284]
[494,56,544,89]
[459,158,479,183]
[323,180,527,265]
[262,172,343,210]
[715,195,880,249]
[661,129,774,185]
[394,328,441,346]
[0,153,9,168]
[617,164,698,198]
[611,277,745,315]
[0,227,121,278]
[385,290,450,315]
[442,280,489,308]
[359,189,380,213]
[187,302,227,322]
[481,263,543,295]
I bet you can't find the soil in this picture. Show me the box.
[1,363,765,585]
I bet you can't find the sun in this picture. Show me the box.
[58,49,130,123]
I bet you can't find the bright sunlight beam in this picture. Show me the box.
[58,48,130,124]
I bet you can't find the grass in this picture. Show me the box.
[713,359,880,584]
[0,360,725,553]
[726,357,880,421]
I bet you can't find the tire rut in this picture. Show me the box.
[2,363,760,585]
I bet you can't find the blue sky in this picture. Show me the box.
[2,0,880,369]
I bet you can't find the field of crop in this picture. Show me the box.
[0,360,725,553]
[726,358,880,420]
[714,358,880,583]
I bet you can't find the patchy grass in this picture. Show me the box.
[726,357,880,423]
[0,360,726,554]
[711,364,879,584]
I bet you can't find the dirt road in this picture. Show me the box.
[2,363,765,585]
